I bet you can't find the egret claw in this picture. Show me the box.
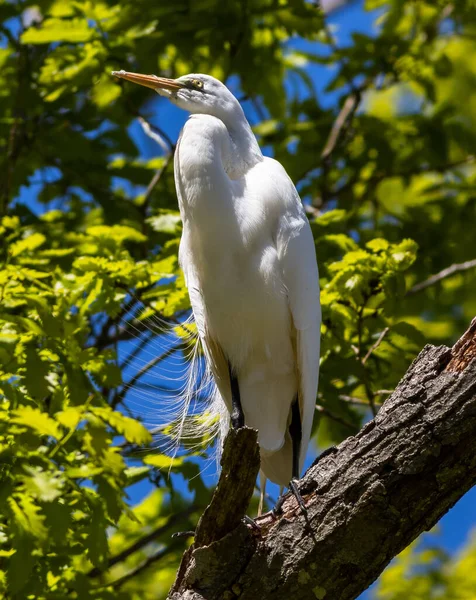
[242,515,261,531]
[171,530,195,539]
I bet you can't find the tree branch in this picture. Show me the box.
[195,427,260,547]
[111,342,184,408]
[320,92,361,162]
[408,258,476,295]
[362,327,389,365]
[109,541,183,589]
[316,404,357,431]
[87,506,197,578]
[168,319,476,600]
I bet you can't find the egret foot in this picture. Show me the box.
[242,515,261,532]
[289,478,307,513]
[171,530,195,539]
[273,479,307,516]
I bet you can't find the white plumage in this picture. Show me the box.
[112,70,321,491]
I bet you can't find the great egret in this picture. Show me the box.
[112,70,321,510]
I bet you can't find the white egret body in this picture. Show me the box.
[112,71,321,490]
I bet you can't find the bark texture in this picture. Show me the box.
[169,319,476,600]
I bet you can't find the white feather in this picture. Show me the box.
[169,76,321,487]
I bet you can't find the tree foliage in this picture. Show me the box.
[375,533,476,600]
[1,0,475,597]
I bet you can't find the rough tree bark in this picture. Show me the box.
[168,319,476,600]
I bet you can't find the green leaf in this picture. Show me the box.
[84,495,108,568]
[86,224,147,244]
[11,407,61,439]
[124,466,151,486]
[144,454,184,469]
[7,494,47,540]
[315,209,348,227]
[10,233,46,257]
[366,238,390,252]
[23,347,51,400]
[21,467,64,502]
[92,407,152,445]
[21,18,96,44]
[147,211,182,234]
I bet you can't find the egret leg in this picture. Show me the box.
[289,399,302,481]
[289,398,308,512]
[258,472,267,516]
[273,398,308,516]
[228,361,244,429]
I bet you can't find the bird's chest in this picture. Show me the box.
[184,216,288,363]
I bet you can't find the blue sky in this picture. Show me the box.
[9,0,476,592]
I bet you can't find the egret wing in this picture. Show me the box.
[187,273,231,410]
[277,188,321,472]
[174,136,231,413]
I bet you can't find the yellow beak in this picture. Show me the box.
[111,70,183,92]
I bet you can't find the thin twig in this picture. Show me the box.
[109,543,182,589]
[356,301,378,417]
[137,116,174,211]
[87,507,197,578]
[321,93,361,161]
[362,327,390,365]
[141,154,173,208]
[408,259,476,295]
[119,330,155,370]
[138,116,174,152]
[111,343,184,408]
[316,405,356,430]
[94,295,139,351]
[338,394,373,408]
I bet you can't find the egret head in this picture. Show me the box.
[111,71,238,119]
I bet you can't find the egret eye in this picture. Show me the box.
[192,79,204,89]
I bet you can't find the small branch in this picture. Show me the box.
[356,301,378,417]
[321,17,358,95]
[110,542,182,589]
[338,394,373,408]
[141,156,172,209]
[119,330,154,370]
[138,116,174,152]
[194,427,260,547]
[408,258,476,295]
[87,507,197,578]
[445,316,476,373]
[320,93,361,161]
[111,343,183,408]
[362,327,390,365]
[316,405,357,431]
[137,116,174,214]
[94,294,139,351]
